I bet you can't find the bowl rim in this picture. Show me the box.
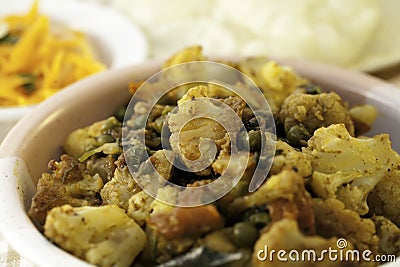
[1,58,400,267]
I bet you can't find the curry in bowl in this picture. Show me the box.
[28,47,399,267]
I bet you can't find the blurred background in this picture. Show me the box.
[83,0,400,79]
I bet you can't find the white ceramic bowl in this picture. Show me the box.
[0,0,147,142]
[0,59,399,267]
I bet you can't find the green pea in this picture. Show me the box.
[248,212,270,228]
[114,106,127,122]
[286,124,311,147]
[232,222,258,247]
[248,130,261,151]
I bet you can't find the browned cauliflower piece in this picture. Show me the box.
[101,149,173,210]
[303,124,400,215]
[368,169,400,226]
[85,155,116,183]
[371,216,400,256]
[44,205,146,267]
[100,163,140,210]
[147,149,174,181]
[312,198,379,254]
[211,132,257,185]
[270,140,312,177]
[29,154,103,227]
[279,92,355,146]
[136,197,224,263]
[253,219,356,267]
[132,149,175,197]
[230,169,315,234]
[148,204,224,240]
[237,58,308,113]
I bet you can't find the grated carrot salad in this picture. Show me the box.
[0,1,105,106]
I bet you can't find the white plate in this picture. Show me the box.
[0,0,148,68]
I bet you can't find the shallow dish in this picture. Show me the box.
[0,59,399,267]
[0,0,147,142]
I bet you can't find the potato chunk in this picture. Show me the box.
[44,205,146,267]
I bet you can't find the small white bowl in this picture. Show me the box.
[0,0,147,142]
[0,59,399,267]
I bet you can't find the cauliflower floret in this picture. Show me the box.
[253,219,354,267]
[312,198,379,254]
[270,140,312,177]
[237,58,308,113]
[368,169,400,226]
[132,150,175,198]
[65,116,121,159]
[162,45,205,69]
[100,165,140,210]
[168,85,245,172]
[303,124,399,215]
[44,205,146,267]
[212,150,257,183]
[29,154,103,227]
[101,149,174,210]
[85,155,116,183]
[168,86,226,163]
[127,186,177,226]
[211,130,258,186]
[128,191,154,226]
[230,170,315,234]
[371,216,400,256]
[147,150,174,181]
[279,92,355,146]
